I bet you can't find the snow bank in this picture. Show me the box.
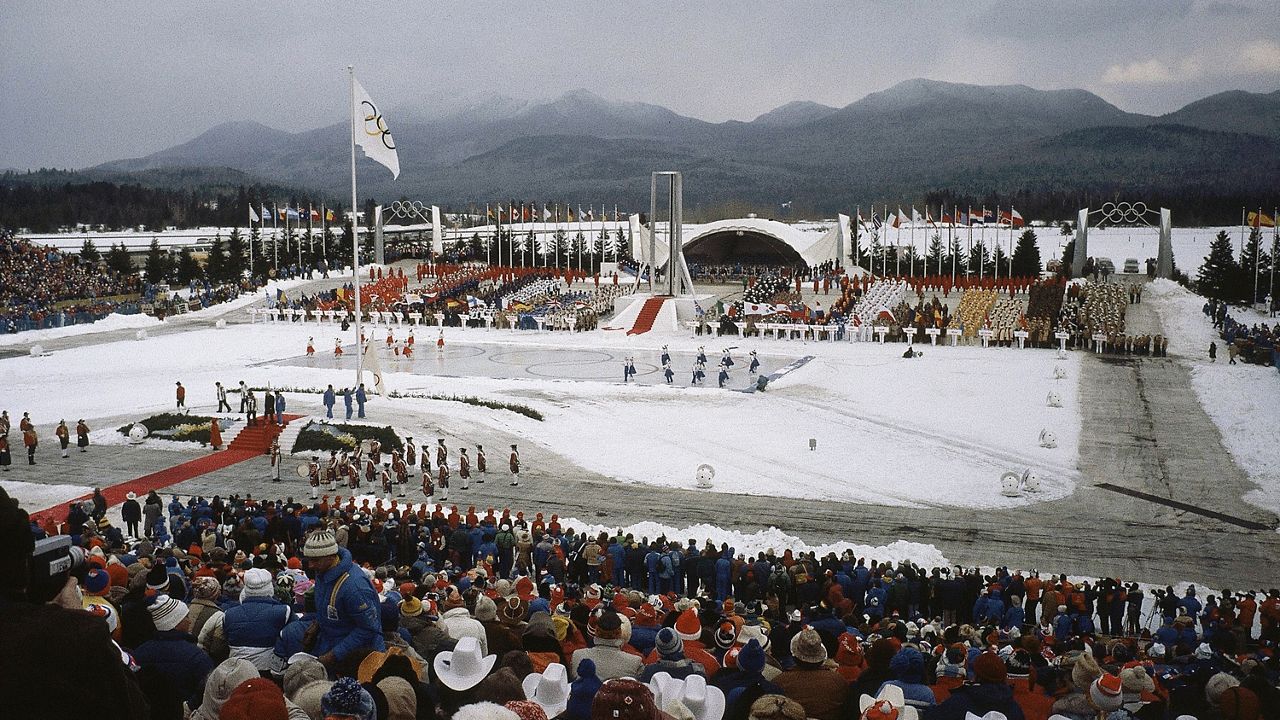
[1,479,93,512]
[1145,279,1280,515]
[0,313,163,347]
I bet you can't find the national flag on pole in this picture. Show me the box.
[311,208,321,222]
[262,204,271,222]
[982,209,995,224]
[969,211,985,225]
[567,206,576,222]
[1010,208,1024,228]
[352,74,400,179]
[871,211,883,230]
[325,209,335,222]
[360,340,385,395]
[1248,211,1276,228]
[249,205,260,223]
[912,208,924,224]
[926,210,936,227]
[543,205,552,221]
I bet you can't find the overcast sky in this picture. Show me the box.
[2,0,1277,170]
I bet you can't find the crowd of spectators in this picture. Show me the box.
[0,230,142,333]
[5,487,1279,720]
[1205,300,1278,368]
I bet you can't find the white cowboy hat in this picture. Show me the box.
[432,636,495,691]
[859,685,919,720]
[648,672,726,720]
[520,662,570,718]
[126,492,137,501]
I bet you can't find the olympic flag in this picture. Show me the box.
[352,75,400,179]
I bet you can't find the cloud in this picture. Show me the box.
[1238,40,1280,74]
[1102,59,1179,84]
[1102,40,1278,85]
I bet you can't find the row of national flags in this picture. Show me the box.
[486,203,625,223]
[249,204,337,224]
[859,205,1024,232]
[1248,210,1276,228]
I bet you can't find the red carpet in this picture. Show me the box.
[627,296,668,335]
[30,414,303,524]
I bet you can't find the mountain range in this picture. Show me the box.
[83,79,1280,217]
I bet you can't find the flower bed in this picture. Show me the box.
[292,421,402,455]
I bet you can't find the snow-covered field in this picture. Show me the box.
[3,318,1080,511]
[0,312,163,347]
[1144,280,1280,516]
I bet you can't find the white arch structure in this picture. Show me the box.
[630,214,854,270]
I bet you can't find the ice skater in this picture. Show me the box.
[386,328,395,347]
[509,444,520,486]
[696,346,707,365]
[663,362,674,384]
[334,338,344,356]
[401,340,413,359]
[407,329,415,349]
[627,356,638,381]
[660,345,671,366]
[306,337,315,356]
[691,361,705,385]
[437,329,445,354]
[722,349,734,368]
[749,350,760,375]
[717,360,730,388]
[476,445,486,479]
[623,358,633,382]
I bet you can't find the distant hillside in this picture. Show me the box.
[82,79,1280,222]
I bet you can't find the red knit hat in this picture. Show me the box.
[973,652,1007,684]
[221,679,288,720]
[674,607,701,641]
[591,679,658,720]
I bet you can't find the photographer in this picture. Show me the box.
[0,486,149,718]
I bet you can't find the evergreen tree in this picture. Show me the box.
[205,234,228,283]
[1011,228,1042,278]
[322,226,337,264]
[926,233,945,275]
[992,245,1009,278]
[1059,239,1076,279]
[947,237,964,277]
[175,248,202,284]
[226,228,246,281]
[105,243,134,277]
[79,238,100,264]
[614,229,628,261]
[1239,228,1267,303]
[1197,230,1241,301]
[143,238,171,284]
[967,241,990,277]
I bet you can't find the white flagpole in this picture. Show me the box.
[1255,207,1262,304]
[909,206,915,277]
[349,65,362,390]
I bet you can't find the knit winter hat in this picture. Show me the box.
[193,576,221,600]
[475,594,499,622]
[1205,672,1241,704]
[713,621,737,650]
[221,678,288,720]
[322,677,375,720]
[790,628,827,665]
[149,595,189,632]
[591,679,658,720]
[1070,650,1101,690]
[146,563,170,592]
[1119,665,1154,695]
[973,652,1006,684]
[674,607,702,641]
[1005,649,1032,678]
[84,568,110,596]
[1218,686,1261,720]
[889,647,924,682]
[401,596,424,617]
[303,530,339,558]
[1089,672,1123,712]
[655,627,684,659]
[242,568,274,599]
[565,660,603,720]
[200,659,260,719]
[737,638,766,675]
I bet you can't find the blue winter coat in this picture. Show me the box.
[926,682,1026,720]
[275,394,285,415]
[132,630,215,709]
[311,548,385,661]
[343,391,353,409]
[1002,605,1025,629]
[323,389,336,408]
[223,596,296,649]
[355,387,367,404]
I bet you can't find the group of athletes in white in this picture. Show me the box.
[269,436,522,501]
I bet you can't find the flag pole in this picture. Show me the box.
[1255,207,1262,305]
[349,65,362,391]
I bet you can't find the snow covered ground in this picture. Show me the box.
[1144,280,1280,516]
[0,312,163,347]
[0,479,93,511]
[3,317,1080,511]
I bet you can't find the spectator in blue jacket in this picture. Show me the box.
[355,384,367,418]
[222,568,297,674]
[133,595,216,711]
[303,529,385,669]
[323,385,336,418]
